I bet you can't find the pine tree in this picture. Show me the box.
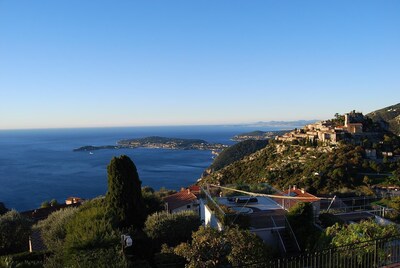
[105,155,146,229]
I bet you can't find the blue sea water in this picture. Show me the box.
[0,125,280,211]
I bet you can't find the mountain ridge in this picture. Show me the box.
[367,103,400,135]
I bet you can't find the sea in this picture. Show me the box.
[0,125,285,211]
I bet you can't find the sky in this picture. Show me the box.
[0,1,399,130]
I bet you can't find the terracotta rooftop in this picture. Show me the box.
[275,187,320,211]
[163,189,198,211]
[188,185,201,195]
[281,188,320,202]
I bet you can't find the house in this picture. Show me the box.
[200,186,302,255]
[65,197,84,205]
[277,186,321,219]
[163,188,199,214]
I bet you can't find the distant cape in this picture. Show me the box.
[229,120,319,128]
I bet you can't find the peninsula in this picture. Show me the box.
[73,136,228,152]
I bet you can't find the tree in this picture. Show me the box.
[105,155,146,229]
[287,202,320,250]
[326,220,400,247]
[174,227,229,268]
[144,211,200,248]
[156,187,177,198]
[174,226,270,267]
[0,210,31,255]
[142,190,164,216]
[41,201,50,208]
[224,227,271,267]
[322,220,400,263]
[50,199,59,206]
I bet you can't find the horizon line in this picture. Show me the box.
[0,119,320,132]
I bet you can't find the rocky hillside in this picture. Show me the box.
[200,105,400,195]
[209,139,268,172]
[200,142,371,195]
[367,103,400,135]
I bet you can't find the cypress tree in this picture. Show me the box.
[106,155,145,229]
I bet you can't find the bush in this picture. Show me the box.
[326,220,400,247]
[35,206,79,251]
[154,252,185,268]
[142,191,164,216]
[0,210,31,255]
[144,211,200,248]
[43,198,123,267]
[63,247,125,268]
[0,251,50,268]
[64,201,117,251]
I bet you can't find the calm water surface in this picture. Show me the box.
[0,126,280,210]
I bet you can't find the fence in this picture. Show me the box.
[236,236,400,268]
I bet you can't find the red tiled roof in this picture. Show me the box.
[281,188,320,201]
[188,185,201,195]
[275,188,320,211]
[163,189,197,211]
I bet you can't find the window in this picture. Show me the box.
[187,204,191,208]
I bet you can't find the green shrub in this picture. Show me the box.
[0,210,31,255]
[144,211,200,247]
[35,207,78,251]
[63,247,125,268]
[64,204,117,251]
[0,251,50,268]
[142,191,164,216]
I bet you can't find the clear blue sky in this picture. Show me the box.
[0,1,399,129]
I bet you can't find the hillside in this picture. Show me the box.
[201,107,400,195]
[367,103,400,135]
[209,139,268,172]
[201,142,369,194]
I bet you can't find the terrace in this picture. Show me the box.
[200,184,301,255]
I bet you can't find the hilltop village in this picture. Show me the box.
[276,111,366,144]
